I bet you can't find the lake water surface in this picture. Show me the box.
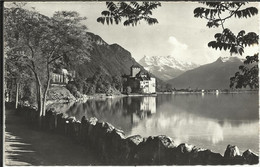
[48,93,259,155]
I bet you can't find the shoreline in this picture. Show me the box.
[4,103,259,165]
[5,103,259,165]
[46,90,259,106]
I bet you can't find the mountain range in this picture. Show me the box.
[74,32,146,78]
[73,32,245,90]
[73,32,164,87]
[139,55,198,81]
[168,56,245,89]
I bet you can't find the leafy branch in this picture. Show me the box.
[97,2,161,26]
[194,2,259,89]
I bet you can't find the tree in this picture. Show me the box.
[126,86,132,95]
[112,75,123,92]
[230,53,258,89]
[4,6,91,116]
[194,2,258,89]
[4,47,33,108]
[97,2,161,26]
[166,83,173,92]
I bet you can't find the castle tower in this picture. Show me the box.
[131,65,140,77]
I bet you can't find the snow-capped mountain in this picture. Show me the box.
[139,55,199,81]
[218,56,245,63]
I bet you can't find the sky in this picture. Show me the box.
[5,2,260,65]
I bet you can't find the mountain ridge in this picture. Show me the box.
[139,55,198,81]
[167,56,244,89]
[72,32,165,88]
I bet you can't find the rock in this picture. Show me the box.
[79,116,89,143]
[190,148,224,165]
[134,135,177,165]
[177,143,195,153]
[127,135,143,146]
[49,113,56,130]
[86,117,99,145]
[56,113,65,134]
[170,143,197,165]
[117,135,144,165]
[81,116,87,124]
[224,145,240,158]
[89,117,98,125]
[73,121,81,140]
[100,128,126,164]
[224,145,246,165]
[243,149,259,164]
[68,116,76,122]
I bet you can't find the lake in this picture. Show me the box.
[48,93,259,155]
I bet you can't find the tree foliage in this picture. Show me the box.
[194,2,259,89]
[230,53,258,89]
[208,29,258,55]
[4,5,91,116]
[97,2,161,26]
[194,2,258,29]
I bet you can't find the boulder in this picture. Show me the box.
[79,116,89,142]
[123,135,144,164]
[48,112,57,131]
[86,117,99,145]
[56,113,65,134]
[101,128,126,164]
[243,149,259,164]
[73,121,81,141]
[171,143,197,165]
[189,148,224,165]
[67,116,77,137]
[224,145,246,164]
[224,145,240,158]
[134,135,177,165]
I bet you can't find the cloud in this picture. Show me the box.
[168,36,188,51]
[168,36,191,62]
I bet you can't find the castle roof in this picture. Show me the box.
[131,65,140,68]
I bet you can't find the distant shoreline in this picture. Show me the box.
[46,90,258,106]
[157,90,258,95]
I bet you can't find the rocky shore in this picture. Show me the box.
[7,103,259,165]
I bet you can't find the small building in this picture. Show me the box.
[51,69,75,86]
[123,65,156,94]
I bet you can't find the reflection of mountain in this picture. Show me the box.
[128,107,258,151]
[156,93,258,122]
[47,94,258,154]
[129,111,225,145]
[51,97,157,135]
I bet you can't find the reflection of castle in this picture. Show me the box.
[131,97,156,124]
[140,97,156,114]
[123,65,156,94]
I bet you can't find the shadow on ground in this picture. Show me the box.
[4,108,102,166]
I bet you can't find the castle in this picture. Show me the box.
[123,65,156,94]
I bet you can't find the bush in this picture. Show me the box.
[126,86,132,95]
[66,83,78,97]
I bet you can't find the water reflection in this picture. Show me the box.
[131,97,156,124]
[47,93,259,154]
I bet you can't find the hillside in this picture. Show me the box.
[75,32,148,78]
[168,57,245,89]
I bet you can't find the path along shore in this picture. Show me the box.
[4,108,102,166]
